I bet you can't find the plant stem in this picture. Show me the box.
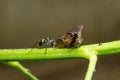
[0,40,120,61]
[83,49,97,80]
[82,40,120,55]
[3,62,39,80]
[0,40,120,80]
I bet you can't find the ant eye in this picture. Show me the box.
[39,41,42,46]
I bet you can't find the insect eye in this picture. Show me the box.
[39,41,42,46]
[63,33,73,39]
[67,34,72,37]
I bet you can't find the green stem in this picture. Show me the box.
[3,62,38,80]
[83,49,97,80]
[0,40,120,80]
[0,40,120,61]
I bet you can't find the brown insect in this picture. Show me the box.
[55,25,83,48]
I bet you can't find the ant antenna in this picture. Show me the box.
[44,47,47,55]
[28,40,40,53]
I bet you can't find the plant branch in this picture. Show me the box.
[83,49,97,80]
[3,62,38,80]
[0,40,120,80]
[0,40,120,61]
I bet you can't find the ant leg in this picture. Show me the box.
[45,48,47,55]
[42,39,48,55]
[28,40,40,53]
[44,45,48,55]
[53,41,56,51]
[52,40,56,48]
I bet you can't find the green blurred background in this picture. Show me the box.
[0,0,120,80]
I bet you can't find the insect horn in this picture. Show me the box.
[77,25,84,35]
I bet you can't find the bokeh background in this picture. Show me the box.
[0,0,120,80]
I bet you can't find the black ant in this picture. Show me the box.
[29,37,56,54]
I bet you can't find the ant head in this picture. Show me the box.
[38,39,46,46]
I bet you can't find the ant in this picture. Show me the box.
[29,37,56,54]
[30,25,84,53]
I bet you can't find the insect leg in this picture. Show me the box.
[28,40,40,53]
